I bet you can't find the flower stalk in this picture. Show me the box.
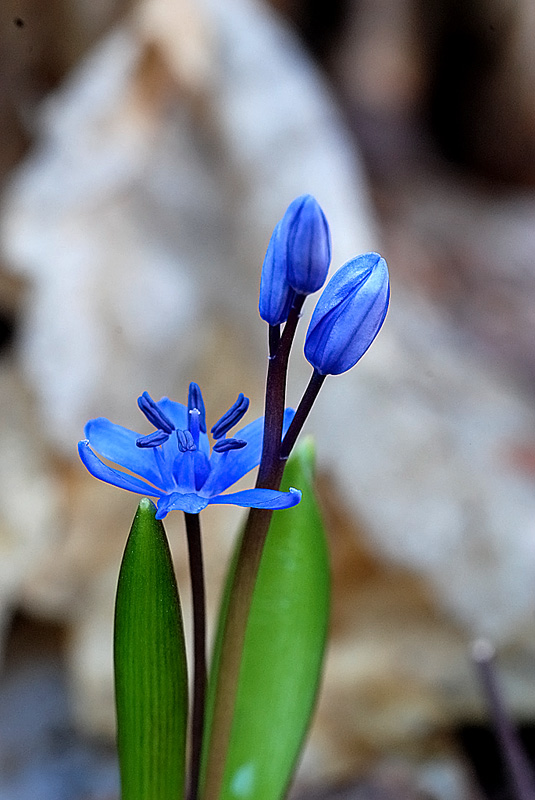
[201,301,316,799]
[202,207,390,800]
[184,512,206,800]
[201,300,304,799]
[258,296,305,487]
[281,370,326,460]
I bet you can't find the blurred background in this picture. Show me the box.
[2,0,535,798]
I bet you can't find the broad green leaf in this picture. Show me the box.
[205,438,330,800]
[114,498,188,800]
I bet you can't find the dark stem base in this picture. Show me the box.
[184,512,206,800]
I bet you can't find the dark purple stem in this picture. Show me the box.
[256,296,305,487]
[268,324,280,358]
[473,639,535,800]
[203,296,311,800]
[184,512,206,800]
[280,370,326,460]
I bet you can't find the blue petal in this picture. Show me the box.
[204,409,295,496]
[78,440,165,497]
[84,418,162,486]
[155,398,188,430]
[208,487,301,509]
[172,450,210,493]
[258,220,295,325]
[155,492,210,518]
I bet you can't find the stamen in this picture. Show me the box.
[173,448,210,493]
[189,408,201,448]
[177,429,196,452]
[136,430,170,448]
[138,391,174,434]
[211,394,250,439]
[213,438,247,453]
[188,382,207,433]
[193,451,210,490]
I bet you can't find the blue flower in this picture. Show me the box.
[258,194,331,325]
[304,252,390,375]
[78,383,301,519]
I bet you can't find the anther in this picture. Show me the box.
[213,438,247,453]
[211,394,250,439]
[136,430,170,448]
[177,429,196,452]
[138,391,174,434]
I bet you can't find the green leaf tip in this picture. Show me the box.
[137,496,155,513]
[114,503,188,800]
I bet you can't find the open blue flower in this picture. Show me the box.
[78,383,301,519]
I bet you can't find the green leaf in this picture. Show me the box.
[206,438,330,800]
[114,498,188,800]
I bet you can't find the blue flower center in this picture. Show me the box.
[134,385,250,495]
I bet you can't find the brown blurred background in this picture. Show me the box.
[2,2,535,799]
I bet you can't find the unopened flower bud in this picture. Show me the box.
[258,220,295,325]
[304,252,389,375]
[258,195,331,325]
[282,194,331,295]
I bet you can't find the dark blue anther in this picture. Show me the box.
[213,438,247,453]
[177,429,196,452]
[136,430,170,448]
[211,394,250,439]
[138,391,174,434]
[188,382,207,433]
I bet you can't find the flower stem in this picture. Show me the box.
[257,296,304,487]
[280,370,326,460]
[202,507,275,800]
[202,297,312,800]
[268,323,280,358]
[184,512,206,800]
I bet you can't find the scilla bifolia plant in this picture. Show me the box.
[78,194,390,800]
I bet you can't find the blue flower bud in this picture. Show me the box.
[304,252,390,375]
[282,194,331,294]
[258,195,331,325]
[259,220,295,325]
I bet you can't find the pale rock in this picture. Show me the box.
[0,363,62,656]
[312,290,535,641]
[0,0,376,768]
[1,0,375,454]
